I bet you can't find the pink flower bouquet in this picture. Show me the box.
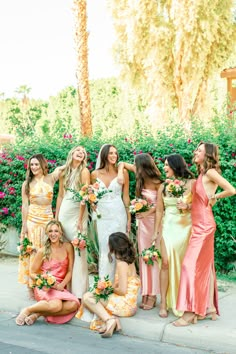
[71,232,89,256]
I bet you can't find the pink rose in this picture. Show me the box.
[97,281,106,290]
[79,239,86,249]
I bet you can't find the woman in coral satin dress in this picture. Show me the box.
[118,153,162,310]
[56,145,90,300]
[16,220,80,326]
[18,154,65,290]
[174,142,236,326]
[153,154,195,317]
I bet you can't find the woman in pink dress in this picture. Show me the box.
[16,220,80,326]
[118,153,162,310]
[174,142,235,326]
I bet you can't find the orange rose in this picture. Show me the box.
[36,278,43,286]
[143,255,149,262]
[47,276,55,286]
[135,202,143,211]
[106,280,112,288]
[71,238,79,246]
[88,194,97,203]
[95,288,101,295]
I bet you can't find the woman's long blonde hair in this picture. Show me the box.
[62,145,87,191]
[43,220,64,260]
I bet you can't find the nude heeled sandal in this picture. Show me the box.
[101,317,122,338]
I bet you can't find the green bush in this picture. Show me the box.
[0,116,235,273]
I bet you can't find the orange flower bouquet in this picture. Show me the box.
[17,237,35,260]
[129,197,153,215]
[71,232,89,256]
[140,245,161,266]
[34,272,56,291]
[89,275,113,302]
[70,181,111,218]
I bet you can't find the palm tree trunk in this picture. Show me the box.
[73,0,92,137]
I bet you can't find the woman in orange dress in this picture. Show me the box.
[16,220,80,326]
[82,232,140,338]
[174,142,236,326]
[18,154,65,290]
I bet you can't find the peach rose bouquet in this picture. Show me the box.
[69,181,111,218]
[164,178,186,198]
[17,237,35,260]
[129,197,153,214]
[89,275,113,302]
[34,272,56,291]
[71,232,89,256]
[140,245,161,266]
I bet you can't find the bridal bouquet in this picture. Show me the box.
[71,232,89,256]
[70,181,111,218]
[89,275,114,302]
[164,178,186,198]
[129,197,153,215]
[34,272,56,291]
[140,245,161,266]
[17,237,35,260]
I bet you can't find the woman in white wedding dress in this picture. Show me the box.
[91,144,130,281]
[56,145,90,300]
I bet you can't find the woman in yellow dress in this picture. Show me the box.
[18,154,65,292]
[82,232,140,338]
[153,154,195,317]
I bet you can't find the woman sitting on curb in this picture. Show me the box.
[16,220,80,325]
[82,232,140,338]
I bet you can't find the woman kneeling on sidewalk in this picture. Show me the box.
[16,220,80,326]
[82,232,140,338]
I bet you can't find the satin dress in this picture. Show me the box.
[59,178,88,299]
[34,256,80,324]
[177,174,219,316]
[162,193,192,316]
[18,179,53,286]
[138,189,160,296]
[89,275,140,331]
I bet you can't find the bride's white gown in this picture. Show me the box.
[96,177,127,281]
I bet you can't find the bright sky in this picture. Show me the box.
[0,0,117,99]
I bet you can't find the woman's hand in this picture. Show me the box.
[208,195,217,207]
[54,282,65,291]
[176,199,189,210]
[136,211,150,219]
[151,232,159,244]
[20,227,28,241]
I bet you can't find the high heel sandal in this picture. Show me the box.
[143,296,156,310]
[197,308,217,321]
[101,317,121,338]
[139,295,148,309]
[173,314,197,327]
[25,313,39,326]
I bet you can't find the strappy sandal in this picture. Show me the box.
[173,314,197,327]
[139,295,148,309]
[143,296,156,310]
[101,317,121,338]
[197,308,217,321]
[25,313,39,326]
[15,310,29,326]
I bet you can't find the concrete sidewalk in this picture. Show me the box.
[1,256,236,354]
